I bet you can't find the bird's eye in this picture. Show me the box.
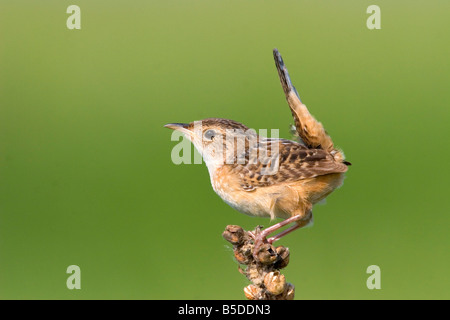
[204,129,216,141]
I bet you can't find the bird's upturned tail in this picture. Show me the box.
[273,48,350,165]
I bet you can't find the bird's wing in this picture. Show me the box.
[229,139,348,191]
[273,49,335,152]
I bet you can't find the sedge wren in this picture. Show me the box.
[165,49,350,256]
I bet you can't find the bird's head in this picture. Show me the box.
[164,118,256,168]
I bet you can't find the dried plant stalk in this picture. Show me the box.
[222,225,295,300]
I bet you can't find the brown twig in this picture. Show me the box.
[222,225,295,300]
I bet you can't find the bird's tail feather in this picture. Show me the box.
[273,49,339,156]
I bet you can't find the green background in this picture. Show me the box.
[1,0,449,299]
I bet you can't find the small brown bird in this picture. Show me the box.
[165,49,350,256]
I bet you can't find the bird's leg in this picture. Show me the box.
[253,215,303,260]
[267,223,302,244]
[247,225,263,240]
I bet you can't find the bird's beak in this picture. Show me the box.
[164,123,192,136]
[164,123,189,130]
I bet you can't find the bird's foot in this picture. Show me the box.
[251,228,277,263]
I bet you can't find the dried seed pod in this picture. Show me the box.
[234,249,251,264]
[264,271,286,296]
[282,283,295,300]
[274,246,290,269]
[255,243,278,265]
[244,284,259,300]
[222,225,245,245]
